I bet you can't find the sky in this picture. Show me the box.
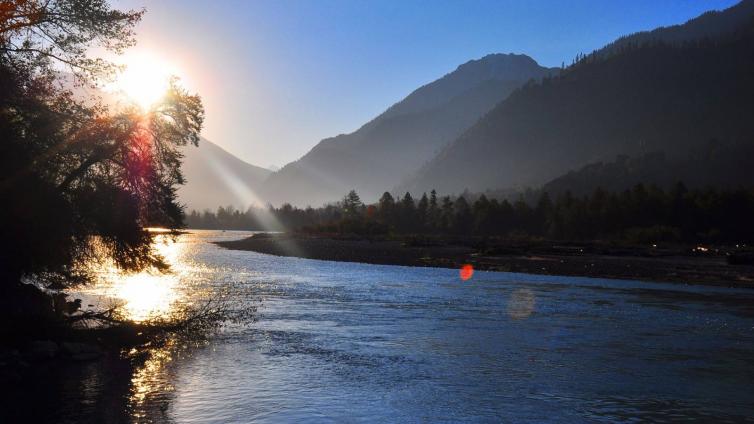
[113,0,740,169]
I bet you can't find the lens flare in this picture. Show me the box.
[460,264,474,281]
[507,288,536,320]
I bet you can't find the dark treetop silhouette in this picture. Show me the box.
[189,185,754,245]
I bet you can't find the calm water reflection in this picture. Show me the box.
[7,230,754,422]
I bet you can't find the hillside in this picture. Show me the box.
[596,0,754,57]
[542,143,754,198]
[402,2,754,195]
[178,138,271,211]
[262,53,555,206]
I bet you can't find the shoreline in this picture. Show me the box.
[215,233,754,287]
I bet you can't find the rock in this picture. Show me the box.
[60,342,102,361]
[28,340,59,359]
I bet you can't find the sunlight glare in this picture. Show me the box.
[83,234,187,323]
[115,272,178,322]
[107,52,181,109]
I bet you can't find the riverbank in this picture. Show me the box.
[215,233,754,287]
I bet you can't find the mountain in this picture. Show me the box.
[262,53,555,206]
[542,144,754,198]
[401,1,754,196]
[596,0,754,57]
[178,138,271,211]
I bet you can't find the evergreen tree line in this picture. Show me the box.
[187,183,754,244]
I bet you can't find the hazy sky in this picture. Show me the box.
[113,0,739,169]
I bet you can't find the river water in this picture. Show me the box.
[10,230,754,422]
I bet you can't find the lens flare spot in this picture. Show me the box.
[460,264,474,281]
[507,288,536,320]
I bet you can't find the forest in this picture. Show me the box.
[187,183,754,244]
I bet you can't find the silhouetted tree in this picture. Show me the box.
[342,189,364,218]
[439,196,454,231]
[0,1,204,293]
[453,196,472,234]
[397,192,416,232]
[417,193,429,232]
[428,189,439,230]
[378,192,396,227]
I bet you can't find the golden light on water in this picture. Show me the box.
[129,341,176,411]
[82,233,189,323]
[113,272,179,322]
[114,235,184,322]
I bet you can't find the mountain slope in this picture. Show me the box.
[178,138,271,211]
[542,144,754,198]
[402,2,754,195]
[262,53,555,206]
[596,0,754,57]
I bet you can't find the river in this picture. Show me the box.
[9,230,754,422]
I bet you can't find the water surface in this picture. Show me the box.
[15,230,754,422]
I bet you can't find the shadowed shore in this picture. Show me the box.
[215,233,754,287]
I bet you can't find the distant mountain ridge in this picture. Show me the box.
[596,0,754,57]
[400,0,754,196]
[261,53,556,206]
[179,138,271,211]
[379,53,555,120]
[542,143,754,198]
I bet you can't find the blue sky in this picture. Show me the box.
[115,0,740,168]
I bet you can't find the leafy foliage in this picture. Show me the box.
[0,0,204,287]
[0,0,143,80]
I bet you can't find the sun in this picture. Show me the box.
[107,52,181,110]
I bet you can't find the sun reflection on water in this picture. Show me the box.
[82,232,192,323]
[113,235,184,322]
[129,339,177,418]
[114,271,179,322]
[66,230,243,421]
